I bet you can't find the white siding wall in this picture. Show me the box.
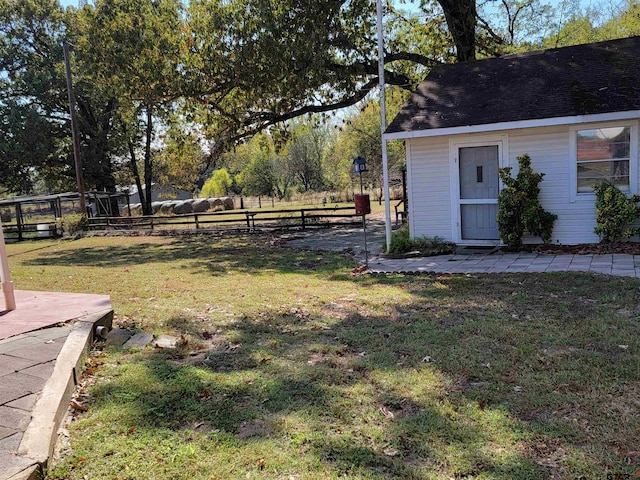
[406,137,452,240]
[407,121,640,245]
[508,125,591,245]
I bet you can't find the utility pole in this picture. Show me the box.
[63,40,87,216]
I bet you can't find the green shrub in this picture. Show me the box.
[384,225,456,256]
[497,154,557,248]
[58,213,87,237]
[593,181,640,242]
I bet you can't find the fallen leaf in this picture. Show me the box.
[259,357,272,364]
[383,448,398,457]
[197,389,212,399]
[380,406,395,419]
[478,399,485,410]
[126,426,137,436]
[500,376,516,384]
[70,400,88,412]
[256,458,266,470]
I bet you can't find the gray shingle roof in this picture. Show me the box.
[385,36,640,135]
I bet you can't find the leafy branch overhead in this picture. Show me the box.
[2,0,639,198]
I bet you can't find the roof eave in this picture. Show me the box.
[383,110,640,141]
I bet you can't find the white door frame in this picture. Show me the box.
[449,134,508,244]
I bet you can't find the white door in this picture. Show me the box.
[458,146,500,240]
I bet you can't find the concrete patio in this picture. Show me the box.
[0,291,112,480]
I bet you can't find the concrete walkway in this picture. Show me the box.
[282,220,640,278]
[0,292,112,480]
[368,251,640,277]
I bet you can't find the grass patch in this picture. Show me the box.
[6,234,639,479]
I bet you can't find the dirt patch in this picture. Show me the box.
[237,419,271,439]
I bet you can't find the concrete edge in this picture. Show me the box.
[6,465,40,480]
[16,309,113,472]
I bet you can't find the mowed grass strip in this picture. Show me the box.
[7,235,640,479]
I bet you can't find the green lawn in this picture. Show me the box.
[6,235,640,479]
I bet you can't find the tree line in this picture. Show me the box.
[1,0,638,214]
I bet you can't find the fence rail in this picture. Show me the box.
[1,221,60,241]
[86,205,362,233]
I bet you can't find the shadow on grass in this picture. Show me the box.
[39,237,640,478]
[82,268,640,478]
[24,235,355,275]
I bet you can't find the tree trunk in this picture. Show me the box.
[143,106,154,216]
[437,0,477,62]
[128,139,147,215]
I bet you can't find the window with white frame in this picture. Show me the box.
[576,126,631,193]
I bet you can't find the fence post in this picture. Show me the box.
[16,204,23,241]
[301,210,305,230]
[106,217,110,230]
[150,217,154,230]
[195,214,199,230]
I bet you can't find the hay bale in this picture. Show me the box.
[173,201,193,215]
[151,202,163,214]
[192,198,211,213]
[128,204,143,216]
[221,197,235,210]
[209,198,224,208]
[158,202,174,215]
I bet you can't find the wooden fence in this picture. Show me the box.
[86,205,362,233]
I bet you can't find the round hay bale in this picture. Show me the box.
[173,201,193,215]
[192,198,211,213]
[209,198,224,208]
[221,197,235,210]
[158,202,174,215]
[151,202,163,214]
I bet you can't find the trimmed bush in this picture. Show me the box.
[593,181,640,242]
[384,225,456,257]
[497,154,557,248]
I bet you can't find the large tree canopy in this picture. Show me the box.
[2,0,637,198]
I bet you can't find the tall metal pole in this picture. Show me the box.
[63,40,87,216]
[0,219,16,311]
[359,172,368,268]
[376,0,392,253]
